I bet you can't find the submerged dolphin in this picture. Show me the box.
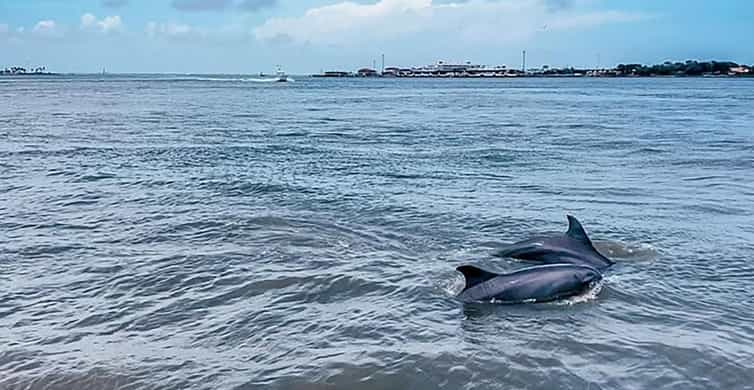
[493,215,615,271]
[456,264,602,304]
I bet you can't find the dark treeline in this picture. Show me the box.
[616,60,750,76]
[534,60,751,77]
[1,66,49,75]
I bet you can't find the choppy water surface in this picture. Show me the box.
[1,75,753,389]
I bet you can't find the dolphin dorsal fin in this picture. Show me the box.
[566,215,592,244]
[456,265,499,292]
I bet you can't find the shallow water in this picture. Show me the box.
[1,75,753,389]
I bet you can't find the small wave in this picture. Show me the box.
[683,175,731,182]
[594,240,658,261]
[0,364,147,390]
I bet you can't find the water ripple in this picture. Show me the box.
[1,76,754,389]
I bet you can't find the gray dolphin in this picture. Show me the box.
[493,215,614,271]
[456,264,602,304]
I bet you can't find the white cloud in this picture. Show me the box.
[80,13,123,33]
[546,9,646,29]
[98,16,123,33]
[33,20,57,33]
[32,20,62,37]
[145,21,252,42]
[256,0,431,44]
[254,0,647,46]
[146,21,195,39]
[81,13,97,28]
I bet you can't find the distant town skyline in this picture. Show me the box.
[1,0,752,74]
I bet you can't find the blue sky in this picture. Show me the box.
[1,0,752,73]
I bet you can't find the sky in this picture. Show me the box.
[0,0,752,73]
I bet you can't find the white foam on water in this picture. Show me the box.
[241,78,274,83]
[553,280,604,306]
[443,274,466,297]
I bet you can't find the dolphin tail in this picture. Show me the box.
[456,265,499,292]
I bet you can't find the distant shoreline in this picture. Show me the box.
[1,73,752,79]
[313,60,754,79]
[3,59,752,79]
[1,73,753,79]
[0,73,60,77]
[311,73,754,79]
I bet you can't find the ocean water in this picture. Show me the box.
[1,75,753,389]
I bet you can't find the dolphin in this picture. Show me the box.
[493,215,615,271]
[456,263,602,304]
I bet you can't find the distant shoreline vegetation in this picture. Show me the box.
[0,66,56,76]
[313,60,753,78]
[614,61,751,77]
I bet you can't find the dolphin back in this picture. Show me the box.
[494,215,615,271]
[456,264,602,304]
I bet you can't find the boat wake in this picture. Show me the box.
[243,77,294,83]
[149,76,295,83]
[242,78,275,83]
[244,77,295,83]
[167,76,247,82]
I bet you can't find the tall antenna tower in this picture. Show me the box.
[522,50,527,73]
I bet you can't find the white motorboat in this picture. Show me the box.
[275,66,288,82]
